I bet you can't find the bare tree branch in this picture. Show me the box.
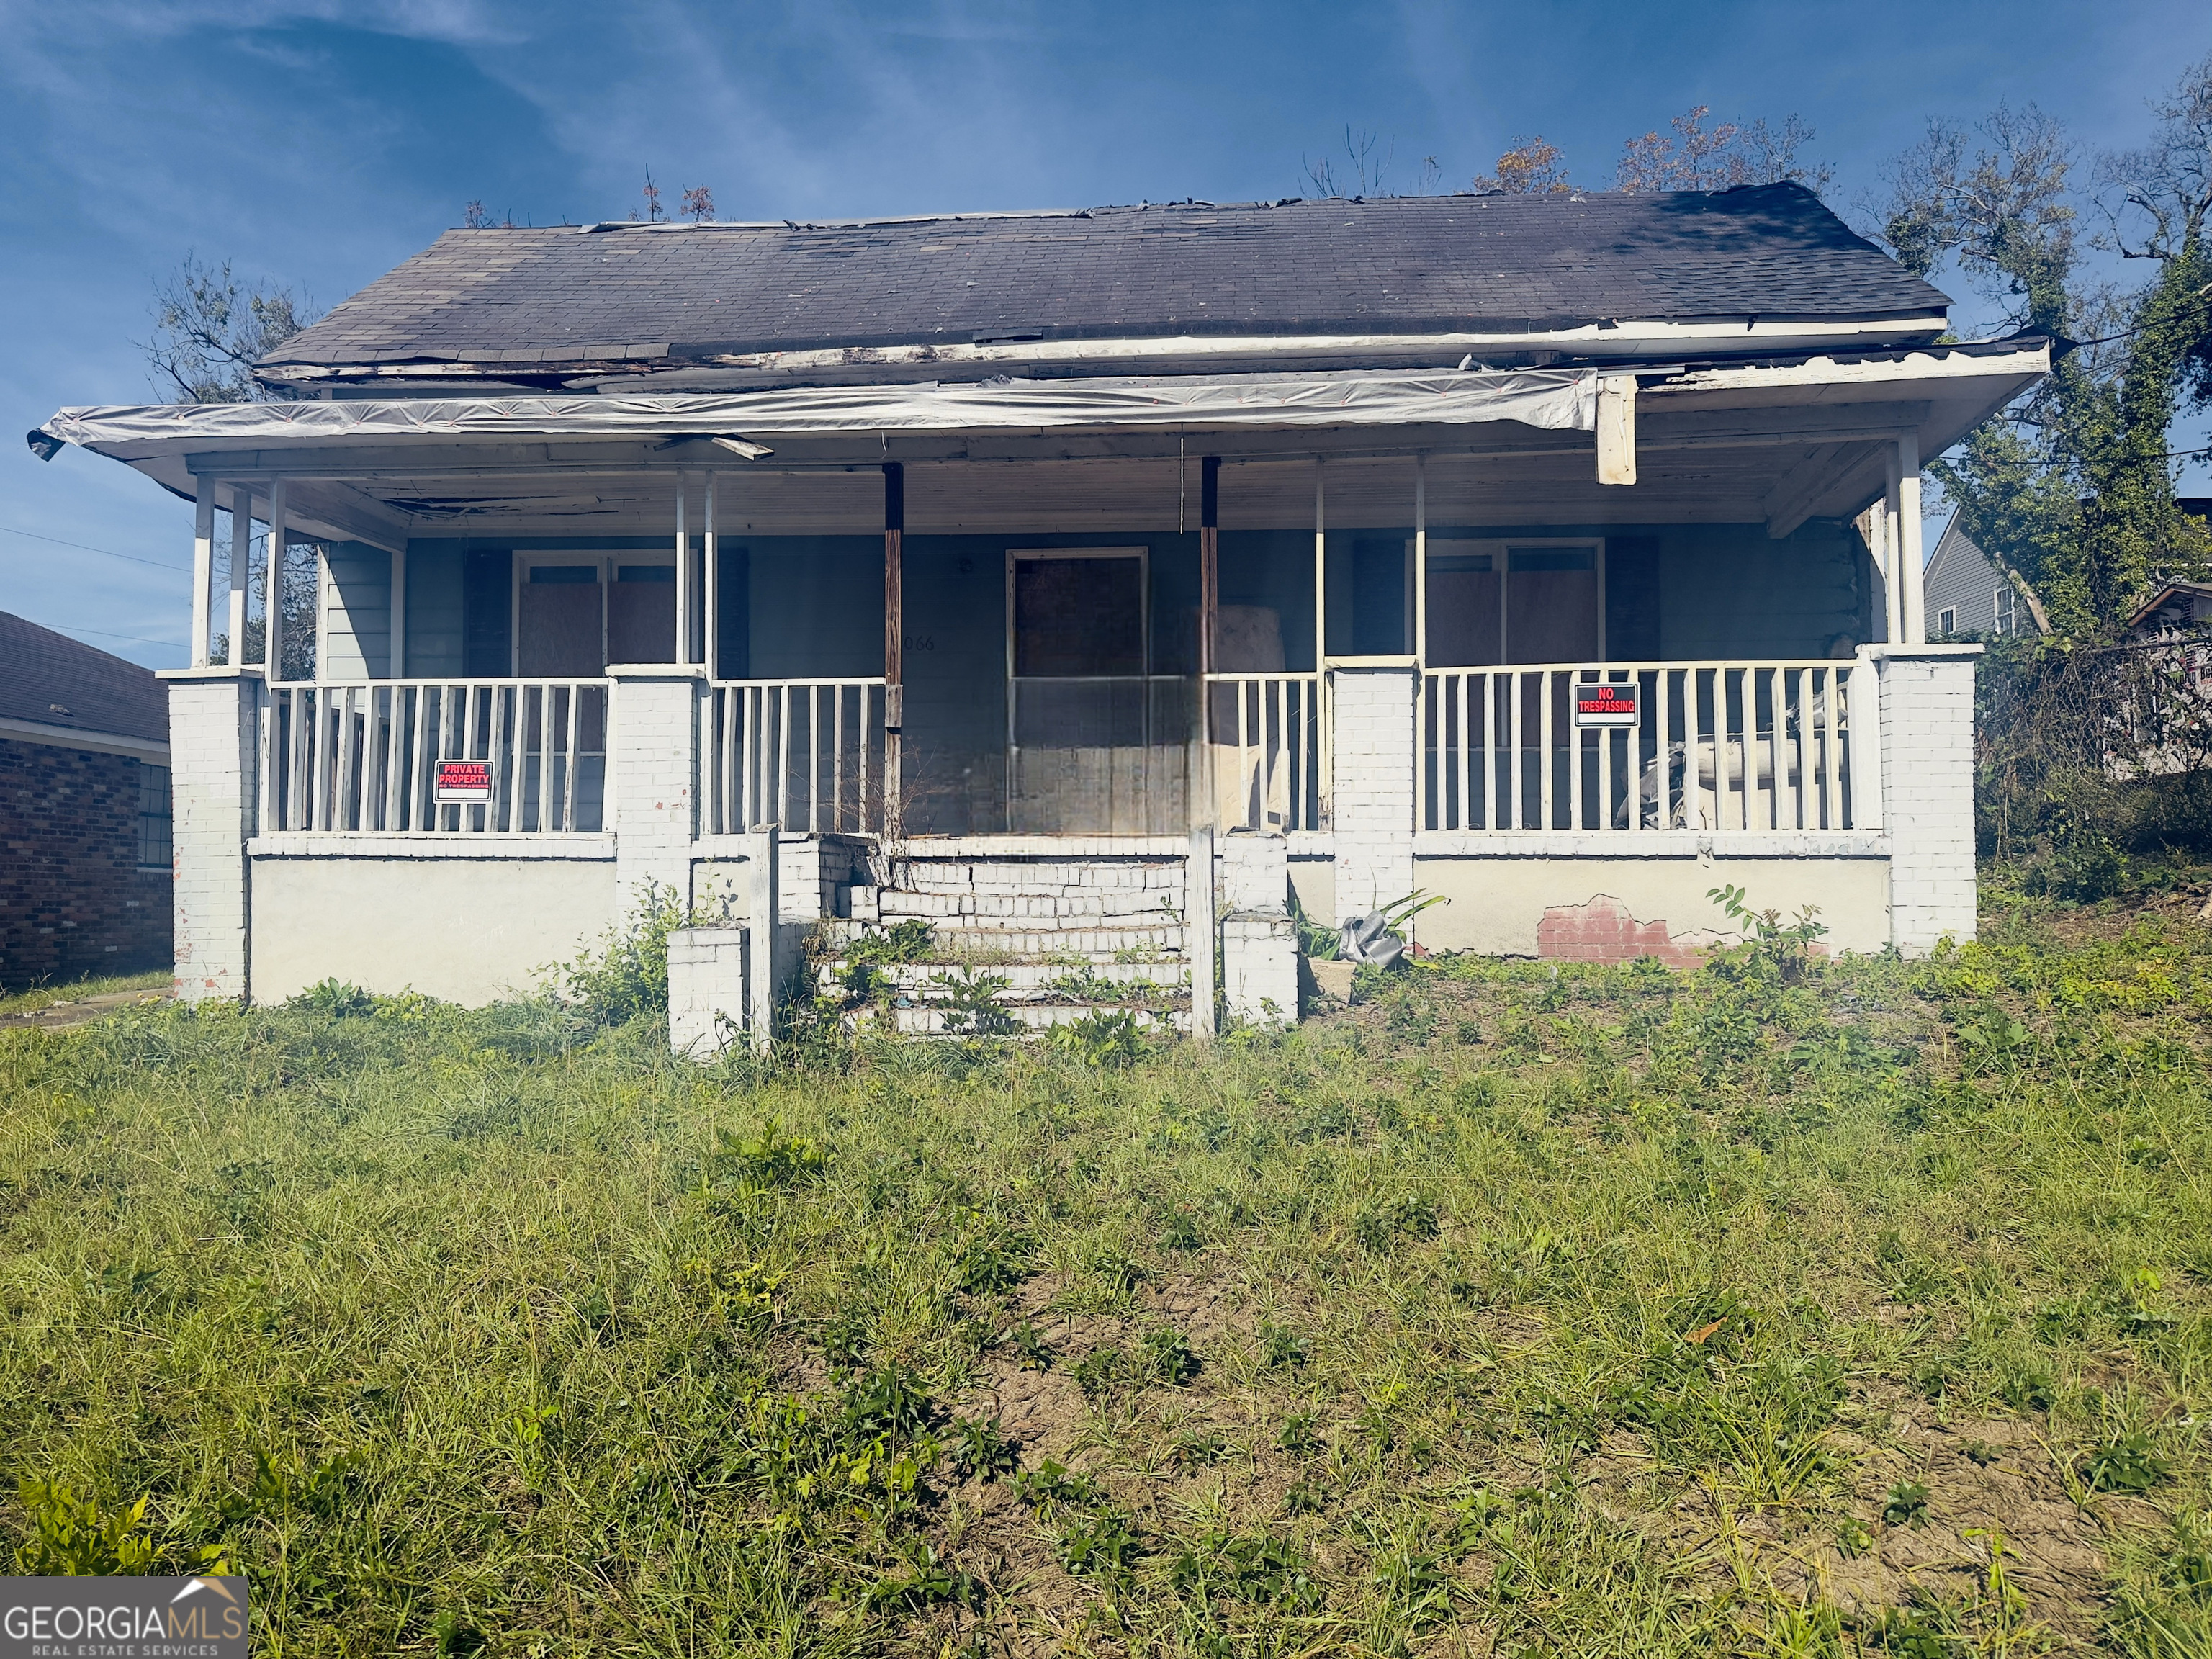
[139,253,317,405]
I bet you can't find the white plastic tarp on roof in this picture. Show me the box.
[36,367,1596,456]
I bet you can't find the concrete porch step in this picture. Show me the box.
[817,960,1189,1002]
[852,1003,1190,1037]
[819,918,1185,960]
[891,860,1184,899]
[875,888,1182,922]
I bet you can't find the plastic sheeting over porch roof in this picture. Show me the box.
[32,345,2048,550]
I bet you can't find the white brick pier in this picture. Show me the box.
[1871,643,1983,954]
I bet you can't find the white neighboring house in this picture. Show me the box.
[1925,516,2038,639]
[31,184,2047,1034]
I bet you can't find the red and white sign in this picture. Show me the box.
[433,759,494,803]
[1572,683,1640,729]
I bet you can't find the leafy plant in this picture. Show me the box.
[12,1480,157,1575]
[1060,1509,1141,1579]
[557,881,697,1023]
[710,1119,826,1192]
[1883,1479,1932,1528]
[925,968,1021,1036]
[948,1415,1019,1482]
[1050,1008,1148,1067]
[1007,1319,1054,1371]
[1142,1325,1200,1384]
[1707,884,1828,982]
[289,978,375,1018]
[843,920,937,966]
[2087,1431,2171,1493]
[1259,1322,1310,1369]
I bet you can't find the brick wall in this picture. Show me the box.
[0,737,171,987]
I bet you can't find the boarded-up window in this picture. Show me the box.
[1507,547,1599,663]
[1013,555,1143,676]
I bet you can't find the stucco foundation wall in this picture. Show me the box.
[249,855,618,1004]
[1411,855,1892,957]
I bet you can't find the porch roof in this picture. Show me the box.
[31,341,2049,551]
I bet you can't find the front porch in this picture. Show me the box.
[47,351,2032,1019]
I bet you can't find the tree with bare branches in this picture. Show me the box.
[1617,107,1834,194]
[140,253,316,405]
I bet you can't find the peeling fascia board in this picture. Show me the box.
[256,315,1948,389]
[1645,343,2049,397]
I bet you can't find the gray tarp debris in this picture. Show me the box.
[1336,913,1407,971]
[32,367,1596,459]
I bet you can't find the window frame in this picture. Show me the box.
[135,760,171,873]
[1417,536,1607,667]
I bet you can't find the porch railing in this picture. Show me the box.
[261,680,608,834]
[1205,673,1327,832]
[708,678,887,835]
[1421,661,1867,833]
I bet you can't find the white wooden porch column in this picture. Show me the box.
[227,484,251,667]
[702,473,718,678]
[264,477,287,679]
[673,473,691,664]
[1896,433,1927,644]
[190,477,215,668]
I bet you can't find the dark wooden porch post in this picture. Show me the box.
[883,462,904,836]
[1198,456,1220,830]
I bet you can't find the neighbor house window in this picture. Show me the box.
[1938,607,1956,635]
[136,762,171,870]
[1995,586,2017,636]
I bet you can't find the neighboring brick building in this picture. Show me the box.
[0,611,171,988]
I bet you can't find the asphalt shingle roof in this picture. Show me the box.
[263,185,1948,373]
[0,612,167,745]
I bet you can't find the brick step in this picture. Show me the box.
[876,889,1181,922]
[853,1003,1190,1038]
[820,917,1184,961]
[818,961,1188,1001]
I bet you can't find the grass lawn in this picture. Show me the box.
[0,966,172,1019]
[4,895,2212,1658]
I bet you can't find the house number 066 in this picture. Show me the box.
[902,634,935,652]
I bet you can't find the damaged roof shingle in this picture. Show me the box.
[261,186,1950,379]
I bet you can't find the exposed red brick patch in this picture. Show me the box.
[1535,894,1727,968]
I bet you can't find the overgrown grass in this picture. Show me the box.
[5,904,2212,1655]
[0,967,171,1017]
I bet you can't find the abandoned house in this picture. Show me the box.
[0,611,173,988]
[32,184,2044,1036]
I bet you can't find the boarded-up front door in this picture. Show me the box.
[1007,549,1188,833]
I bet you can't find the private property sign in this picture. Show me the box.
[1571,683,1640,728]
[433,760,493,804]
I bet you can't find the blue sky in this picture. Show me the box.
[4,0,2208,667]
